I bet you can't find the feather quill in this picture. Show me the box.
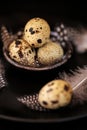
[17,66,87,111]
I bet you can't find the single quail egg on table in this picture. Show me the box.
[38,79,73,109]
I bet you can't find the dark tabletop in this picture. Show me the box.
[0,1,87,129]
[0,117,87,129]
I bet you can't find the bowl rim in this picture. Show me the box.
[3,40,73,71]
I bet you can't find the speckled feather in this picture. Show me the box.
[52,24,87,53]
[0,59,7,89]
[1,25,23,50]
[17,93,48,111]
[66,26,87,53]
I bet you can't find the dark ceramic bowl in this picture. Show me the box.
[1,26,73,71]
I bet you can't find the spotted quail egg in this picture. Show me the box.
[23,17,51,48]
[37,40,64,65]
[9,39,36,66]
[38,79,72,109]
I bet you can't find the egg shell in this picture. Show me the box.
[9,39,36,66]
[38,79,72,109]
[23,17,51,48]
[37,40,64,65]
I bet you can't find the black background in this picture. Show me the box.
[0,1,87,129]
[0,1,87,26]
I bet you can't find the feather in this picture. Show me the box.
[17,66,87,111]
[57,66,87,105]
[66,26,87,53]
[0,59,7,89]
[17,93,48,111]
[1,25,23,50]
[53,24,87,53]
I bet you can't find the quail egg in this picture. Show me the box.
[37,40,64,65]
[23,17,51,48]
[9,39,36,66]
[38,79,72,109]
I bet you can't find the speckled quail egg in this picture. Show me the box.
[37,40,64,65]
[38,79,72,109]
[9,39,36,66]
[23,17,51,48]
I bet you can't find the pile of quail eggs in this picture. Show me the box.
[8,17,64,67]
